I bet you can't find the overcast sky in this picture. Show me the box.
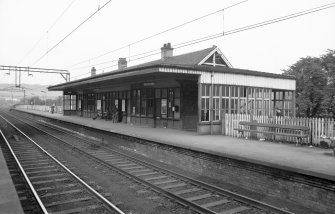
[1,0,335,88]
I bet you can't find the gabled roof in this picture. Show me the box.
[136,45,232,68]
[49,45,294,90]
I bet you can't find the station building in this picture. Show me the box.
[48,43,296,134]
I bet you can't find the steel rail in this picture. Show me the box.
[0,129,48,214]
[6,114,217,214]
[32,118,294,214]
[9,112,294,214]
[0,114,125,214]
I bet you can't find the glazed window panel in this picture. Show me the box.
[64,95,71,110]
[167,88,174,119]
[221,98,229,114]
[135,90,141,115]
[87,94,95,112]
[174,98,180,120]
[213,85,220,96]
[201,85,210,121]
[201,97,209,121]
[155,99,161,118]
[231,86,238,98]
[265,100,270,116]
[161,99,167,118]
[247,88,255,114]
[70,95,77,110]
[231,98,238,114]
[256,100,263,116]
[240,99,247,114]
[222,86,229,97]
[202,85,210,96]
[213,98,220,121]
[240,87,247,98]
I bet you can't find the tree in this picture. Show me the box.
[282,50,335,117]
[320,49,335,117]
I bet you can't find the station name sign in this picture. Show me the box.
[143,82,155,86]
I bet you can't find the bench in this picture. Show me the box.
[234,121,310,144]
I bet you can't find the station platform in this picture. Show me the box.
[0,140,24,214]
[13,108,335,181]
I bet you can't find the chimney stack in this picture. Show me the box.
[91,67,96,76]
[118,58,127,70]
[161,43,173,60]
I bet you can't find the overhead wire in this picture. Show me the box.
[31,1,335,90]
[64,0,248,69]
[18,0,77,65]
[86,1,335,72]
[31,0,113,66]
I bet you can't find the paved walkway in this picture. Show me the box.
[15,108,335,181]
[0,137,24,214]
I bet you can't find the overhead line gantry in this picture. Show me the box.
[0,65,70,88]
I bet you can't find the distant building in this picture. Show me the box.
[49,43,295,134]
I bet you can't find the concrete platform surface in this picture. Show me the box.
[0,143,24,214]
[15,108,335,181]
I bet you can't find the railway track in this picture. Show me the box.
[0,115,124,214]
[1,111,293,214]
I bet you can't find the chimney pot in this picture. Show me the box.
[161,43,173,60]
[91,67,96,76]
[118,58,127,70]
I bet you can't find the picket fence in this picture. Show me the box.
[223,114,335,145]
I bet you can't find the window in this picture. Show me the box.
[174,88,180,120]
[161,99,167,117]
[201,85,210,121]
[247,88,255,115]
[140,89,146,115]
[255,88,263,116]
[70,95,76,110]
[64,95,71,110]
[87,94,95,112]
[221,86,229,115]
[239,87,247,114]
[264,89,270,116]
[213,85,220,121]
[146,89,154,117]
[231,86,238,114]
[131,90,140,115]
[155,89,161,118]
[136,90,140,115]
[168,88,174,119]
[273,90,293,117]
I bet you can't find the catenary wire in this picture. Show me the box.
[64,0,248,69]
[77,2,335,72]
[31,0,113,67]
[26,1,335,90]
[18,0,77,65]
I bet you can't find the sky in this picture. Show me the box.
[1,0,335,89]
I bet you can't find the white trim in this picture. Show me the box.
[159,67,295,90]
[198,47,233,68]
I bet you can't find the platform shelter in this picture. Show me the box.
[48,43,296,134]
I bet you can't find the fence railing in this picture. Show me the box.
[223,114,335,145]
[14,104,63,114]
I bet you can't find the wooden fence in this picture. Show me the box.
[223,114,335,145]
